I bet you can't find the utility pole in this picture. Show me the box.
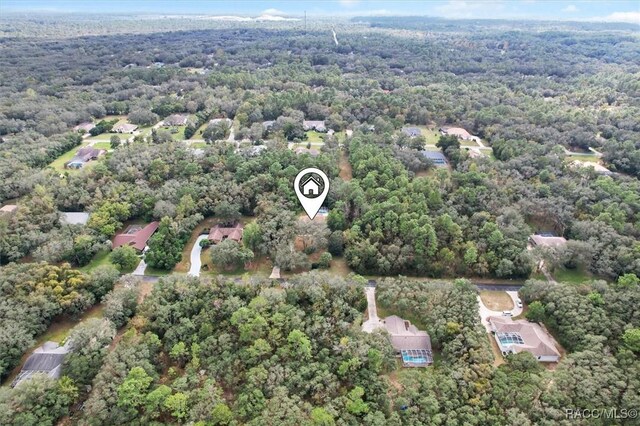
[304,10,307,32]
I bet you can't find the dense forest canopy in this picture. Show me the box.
[0,12,638,425]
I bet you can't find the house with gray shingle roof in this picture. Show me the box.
[12,342,70,387]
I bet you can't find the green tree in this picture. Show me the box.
[117,367,153,409]
[243,222,262,252]
[110,134,121,149]
[525,301,546,323]
[318,252,332,268]
[110,245,140,271]
[211,403,233,425]
[164,392,188,420]
[622,328,640,352]
[210,239,254,270]
[145,217,183,270]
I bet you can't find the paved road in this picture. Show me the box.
[475,284,524,291]
[188,235,209,277]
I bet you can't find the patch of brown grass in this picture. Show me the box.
[479,291,514,311]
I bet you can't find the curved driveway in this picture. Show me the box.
[477,290,523,331]
[188,235,209,276]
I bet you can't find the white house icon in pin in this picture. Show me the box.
[301,175,321,196]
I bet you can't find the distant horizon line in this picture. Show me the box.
[1,11,638,25]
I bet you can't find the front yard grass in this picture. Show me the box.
[479,290,514,311]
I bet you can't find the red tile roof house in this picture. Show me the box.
[112,222,159,251]
[208,222,243,244]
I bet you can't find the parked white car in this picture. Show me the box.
[502,311,513,316]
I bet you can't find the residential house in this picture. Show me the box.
[382,315,433,367]
[402,127,422,138]
[529,234,568,248]
[301,175,321,196]
[294,147,320,156]
[440,126,481,142]
[66,147,106,169]
[113,222,160,251]
[210,118,233,126]
[113,123,138,134]
[570,160,612,175]
[163,114,189,126]
[0,204,18,216]
[12,342,70,387]
[488,316,561,362]
[208,222,244,244]
[420,150,448,167]
[73,122,95,133]
[303,120,326,132]
[60,212,90,225]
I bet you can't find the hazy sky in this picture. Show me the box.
[2,1,639,23]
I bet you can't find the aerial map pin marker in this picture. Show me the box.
[294,168,330,220]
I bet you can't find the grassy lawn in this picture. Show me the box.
[170,126,187,141]
[552,266,592,284]
[416,126,440,145]
[479,291,514,311]
[566,154,600,163]
[48,144,83,171]
[79,249,119,273]
[305,130,325,143]
[190,142,207,149]
[92,142,112,150]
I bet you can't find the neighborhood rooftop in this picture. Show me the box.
[163,114,189,126]
[0,204,18,214]
[420,150,448,166]
[60,212,90,225]
[402,127,421,137]
[439,126,481,142]
[489,316,561,362]
[529,234,568,248]
[12,341,70,387]
[209,222,244,243]
[113,222,159,251]
[382,315,433,367]
[303,120,326,132]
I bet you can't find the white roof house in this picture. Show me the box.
[113,123,138,133]
[60,212,90,225]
